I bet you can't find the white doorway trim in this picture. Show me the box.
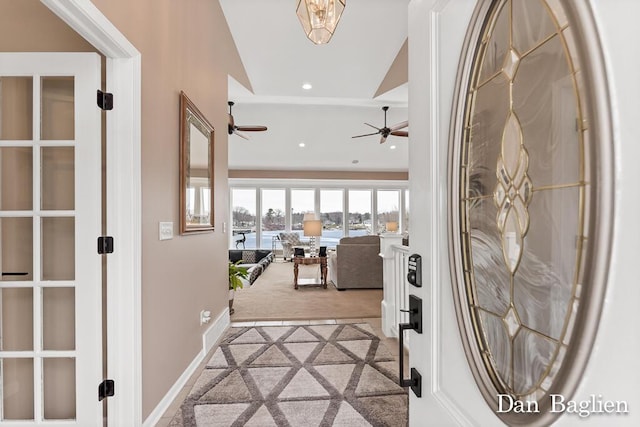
[40,1,142,425]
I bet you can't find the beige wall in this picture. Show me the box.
[0,0,245,419]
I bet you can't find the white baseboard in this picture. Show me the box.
[142,308,230,427]
[203,307,231,353]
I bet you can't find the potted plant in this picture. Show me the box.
[228,260,249,315]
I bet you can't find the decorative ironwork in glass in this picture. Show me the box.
[448,0,612,424]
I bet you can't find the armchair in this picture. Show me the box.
[278,232,310,260]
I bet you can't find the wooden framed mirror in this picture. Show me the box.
[179,91,214,234]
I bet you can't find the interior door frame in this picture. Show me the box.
[40,1,143,425]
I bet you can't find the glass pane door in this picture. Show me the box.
[0,53,102,425]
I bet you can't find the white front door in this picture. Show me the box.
[407,0,640,426]
[0,53,102,426]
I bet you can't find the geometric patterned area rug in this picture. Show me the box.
[169,323,408,426]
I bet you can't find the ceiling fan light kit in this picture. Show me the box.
[296,0,346,45]
[227,101,268,140]
[352,106,409,144]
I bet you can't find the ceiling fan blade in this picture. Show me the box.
[364,123,381,131]
[352,132,381,138]
[390,120,408,131]
[232,129,250,140]
[228,114,235,134]
[380,134,388,144]
[236,125,268,132]
[390,130,409,137]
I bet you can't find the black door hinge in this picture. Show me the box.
[98,236,114,254]
[97,90,113,110]
[98,379,115,401]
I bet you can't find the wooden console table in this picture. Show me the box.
[293,256,328,290]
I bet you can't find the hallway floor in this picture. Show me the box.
[156,318,406,426]
[155,258,403,426]
[164,320,407,426]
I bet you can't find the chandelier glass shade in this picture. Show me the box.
[296,0,346,45]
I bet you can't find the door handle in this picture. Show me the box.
[398,295,422,397]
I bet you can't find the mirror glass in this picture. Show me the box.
[180,92,214,234]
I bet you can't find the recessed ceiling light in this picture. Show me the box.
[352,160,359,164]
[390,145,397,150]
[299,142,305,147]
[302,83,312,90]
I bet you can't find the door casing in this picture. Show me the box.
[40,1,142,425]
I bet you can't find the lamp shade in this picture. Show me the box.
[386,221,399,232]
[303,212,317,221]
[296,0,346,45]
[303,219,322,237]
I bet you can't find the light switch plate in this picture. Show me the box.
[159,222,173,240]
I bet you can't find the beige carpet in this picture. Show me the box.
[231,262,383,321]
[170,323,408,426]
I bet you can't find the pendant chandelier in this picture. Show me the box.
[296,0,346,45]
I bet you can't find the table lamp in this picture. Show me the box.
[303,219,322,257]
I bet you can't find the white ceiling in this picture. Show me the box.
[220,0,410,172]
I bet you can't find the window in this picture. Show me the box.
[229,182,408,249]
[348,190,371,236]
[376,190,400,233]
[290,189,314,235]
[231,188,256,249]
[320,189,343,246]
[261,189,285,248]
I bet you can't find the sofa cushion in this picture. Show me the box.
[255,249,271,262]
[229,250,243,263]
[237,263,258,272]
[258,252,274,265]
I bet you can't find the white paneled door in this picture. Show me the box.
[408,0,640,426]
[0,53,102,426]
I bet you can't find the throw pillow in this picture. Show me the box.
[242,251,256,263]
[248,265,263,284]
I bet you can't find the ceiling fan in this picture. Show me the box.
[227,101,267,140]
[352,106,408,144]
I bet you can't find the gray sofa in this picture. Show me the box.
[328,235,383,290]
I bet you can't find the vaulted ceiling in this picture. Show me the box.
[220,0,410,172]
